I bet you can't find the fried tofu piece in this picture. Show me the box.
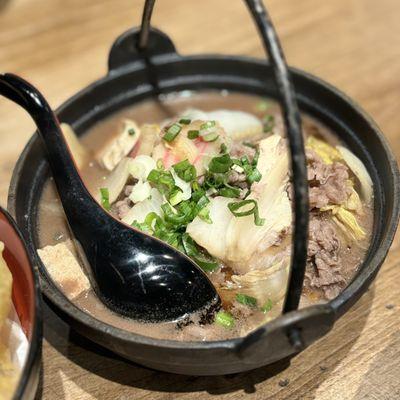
[97,119,141,171]
[37,240,90,299]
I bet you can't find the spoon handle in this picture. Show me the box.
[0,73,101,226]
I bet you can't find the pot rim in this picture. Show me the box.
[7,54,400,352]
[0,207,42,400]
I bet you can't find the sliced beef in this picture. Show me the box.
[113,197,131,220]
[111,184,135,219]
[305,216,346,299]
[307,149,351,209]
[230,142,256,162]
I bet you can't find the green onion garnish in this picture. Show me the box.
[263,115,275,133]
[220,143,228,153]
[215,311,235,329]
[169,187,184,206]
[208,154,233,174]
[181,233,218,271]
[128,128,136,136]
[147,169,175,195]
[187,130,199,140]
[163,123,182,142]
[261,299,273,313]
[246,167,262,184]
[243,141,257,149]
[156,159,164,169]
[197,207,212,224]
[202,132,219,142]
[218,186,241,198]
[256,100,271,112]
[179,118,191,125]
[236,293,257,308]
[161,203,190,227]
[228,199,265,226]
[200,120,216,130]
[100,188,111,211]
[173,159,197,182]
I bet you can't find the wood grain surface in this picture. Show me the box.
[1,0,399,399]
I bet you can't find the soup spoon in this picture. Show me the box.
[0,73,220,322]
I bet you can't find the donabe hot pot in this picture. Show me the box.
[7,0,400,375]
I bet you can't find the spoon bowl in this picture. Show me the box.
[0,73,220,322]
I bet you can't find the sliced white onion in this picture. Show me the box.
[97,157,131,204]
[129,181,152,203]
[122,188,164,225]
[230,259,289,304]
[60,123,90,169]
[180,108,263,141]
[226,137,291,269]
[171,169,192,201]
[186,196,234,260]
[336,145,373,202]
[128,155,156,181]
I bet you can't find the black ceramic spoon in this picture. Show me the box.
[0,73,220,322]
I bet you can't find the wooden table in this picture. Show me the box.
[1,0,399,399]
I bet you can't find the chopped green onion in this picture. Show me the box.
[173,159,191,171]
[132,220,150,232]
[202,132,219,142]
[100,188,111,211]
[195,258,219,271]
[252,146,260,166]
[200,120,216,130]
[179,118,191,125]
[218,186,241,198]
[232,164,244,173]
[144,212,163,231]
[197,206,212,224]
[191,187,205,201]
[256,100,271,112]
[147,169,175,194]
[215,311,235,329]
[187,130,199,139]
[208,154,233,173]
[261,299,273,313]
[246,167,262,184]
[243,141,257,149]
[161,202,192,227]
[236,293,258,308]
[169,187,184,206]
[163,123,182,142]
[173,159,197,182]
[156,159,164,169]
[220,143,228,153]
[128,128,136,136]
[193,194,209,212]
[263,115,275,133]
[181,233,219,271]
[228,199,265,226]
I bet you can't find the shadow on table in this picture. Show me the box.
[41,285,376,399]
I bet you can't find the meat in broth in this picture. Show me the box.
[37,92,373,341]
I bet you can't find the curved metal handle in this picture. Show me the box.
[243,1,309,315]
[138,0,309,316]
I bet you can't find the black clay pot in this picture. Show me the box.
[7,2,400,375]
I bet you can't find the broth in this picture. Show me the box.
[37,91,373,341]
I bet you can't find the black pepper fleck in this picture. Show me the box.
[320,365,327,371]
[279,378,290,387]
[385,304,395,310]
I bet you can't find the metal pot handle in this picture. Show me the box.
[136,0,309,313]
[110,0,309,346]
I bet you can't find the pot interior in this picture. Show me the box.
[8,57,399,353]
